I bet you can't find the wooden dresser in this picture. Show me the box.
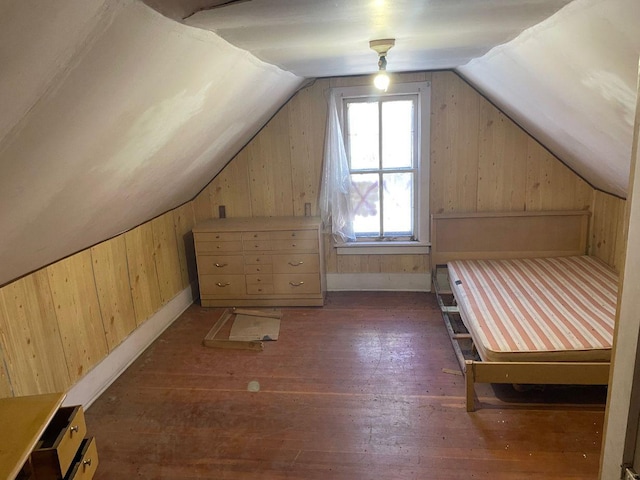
[0,392,98,480]
[193,216,325,307]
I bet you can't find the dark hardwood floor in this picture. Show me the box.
[86,292,606,479]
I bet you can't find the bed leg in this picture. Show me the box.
[465,360,476,412]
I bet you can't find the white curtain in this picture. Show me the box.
[319,90,355,242]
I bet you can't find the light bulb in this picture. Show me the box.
[374,71,390,91]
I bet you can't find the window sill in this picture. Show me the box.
[335,241,431,255]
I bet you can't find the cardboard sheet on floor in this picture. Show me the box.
[203,308,282,351]
[229,314,280,341]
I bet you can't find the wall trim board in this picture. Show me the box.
[327,273,431,292]
[63,284,196,409]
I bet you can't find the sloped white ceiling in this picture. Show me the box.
[183,0,573,76]
[168,0,639,196]
[458,0,640,198]
[0,0,302,286]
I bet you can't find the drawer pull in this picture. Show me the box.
[70,425,79,434]
[289,281,305,287]
[288,261,304,266]
[291,244,296,247]
[83,459,92,467]
[216,282,231,287]
[214,263,227,268]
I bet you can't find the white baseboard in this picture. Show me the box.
[64,284,195,409]
[326,273,431,292]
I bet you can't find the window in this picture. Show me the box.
[345,95,418,240]
[334,81,430,251]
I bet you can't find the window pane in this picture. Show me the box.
[347,102,379,170]
[382,100,414,169]
[350,173,380,237]
[382,172,413,236]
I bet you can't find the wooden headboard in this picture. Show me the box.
[431,210,590,268]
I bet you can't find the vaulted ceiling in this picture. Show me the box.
[0,0,638,286]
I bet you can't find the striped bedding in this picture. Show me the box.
[448,256,618,362]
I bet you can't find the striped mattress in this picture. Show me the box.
[448,256,618,362]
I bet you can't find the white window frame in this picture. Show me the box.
[333,81,431,255]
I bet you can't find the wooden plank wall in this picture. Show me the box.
[194,71,595,274]
[590,190,627,272]
[0,203,197,399]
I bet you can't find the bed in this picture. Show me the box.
[431,210,617,411]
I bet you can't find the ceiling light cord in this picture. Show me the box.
[378,55,387,71]
[370,38,394,92]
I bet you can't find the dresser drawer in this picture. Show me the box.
[243,240,273,251]
[246,284,274,295]
[195,232,242,242]
[272,239,318,251]
[273,274,321,294]
[245,274,273,285]
[272,254,319,274]
[271,230,317,240]
[197,255,244,274]
[244,254,272,265]
[196,241,242,253]
[242,231,271,241]
[31,406,86,479]
[244,264,273,274]
[64,437,98,480]
[199,275,246,296]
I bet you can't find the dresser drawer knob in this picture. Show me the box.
[214,263,227,268]
[70,425,79,434]
[83,459,92,467]
[289,281,305,287]
[288,261,304,266]
[216,282,231,287]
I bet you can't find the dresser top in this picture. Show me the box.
[0,392,66,479]
[193,216,322,233]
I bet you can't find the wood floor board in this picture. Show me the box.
[86,292,605,479]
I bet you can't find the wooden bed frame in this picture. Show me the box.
[431,210,611,412]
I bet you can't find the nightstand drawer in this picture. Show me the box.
[31,406,86,479]
[64,437,98,480]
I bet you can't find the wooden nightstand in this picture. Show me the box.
[0,393,98,480]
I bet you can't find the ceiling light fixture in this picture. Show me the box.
[369,38,395,92]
